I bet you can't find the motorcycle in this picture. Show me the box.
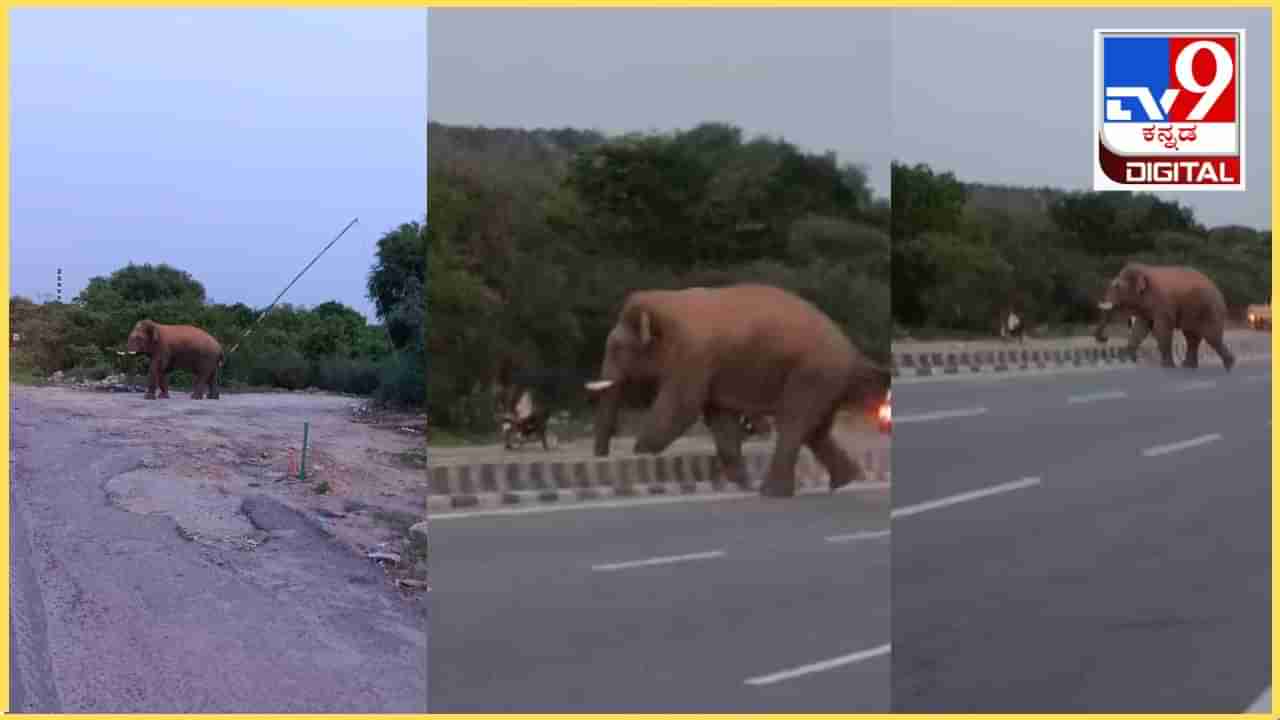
[501,411,558,451]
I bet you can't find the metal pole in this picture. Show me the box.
[227,216,359,355]
[299,421,310,481]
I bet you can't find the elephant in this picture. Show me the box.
[1093,262,1235,371]
[125,319,226,400]
[585,283,890,498]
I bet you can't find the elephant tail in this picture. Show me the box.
[844,360,891,410]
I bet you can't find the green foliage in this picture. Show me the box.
[13,239,423,407]
[893,162,1270,334]
[76,262,207,307]
[368,221,427,351]
[375,348,426,410]
[427,121,890,432]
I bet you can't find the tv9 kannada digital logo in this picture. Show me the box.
[1094,30,1245,191]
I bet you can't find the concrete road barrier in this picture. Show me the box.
[426,445,891,512]
[892,332,1270,378]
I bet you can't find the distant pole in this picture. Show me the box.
[56,268,62,304]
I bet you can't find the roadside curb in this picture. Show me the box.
[891,338,1271,379]
[426,447,891,512]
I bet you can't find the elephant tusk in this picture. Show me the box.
[1097,302,1114,311]
[585,380,615,392]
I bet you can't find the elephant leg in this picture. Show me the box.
[705,408,751,489]
[158,372,171,399]
[761,427,805,498]
[1182,331,1202,369]
[145,361,160,400]
[1152,316,1176,368]
[208,366,221,399]
[1125,316,1152,362]
[1206,331,1236,371]
[633,379,705,456]
[761,369,839,498]
[806,416,862,492]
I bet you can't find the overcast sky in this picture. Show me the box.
[428,8,892,198]
[11,9,427,320]
[893,8,1271,230]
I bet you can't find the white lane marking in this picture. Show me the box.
[826,529,890,544]
[896,406,988,424]
[892,477,1042,520]
[1171,380,1217,392]
[1067,390,1128,405]
[591,550,725,572]
[745,644,890,686]
[1246,686,1271,713]
[1142,433,1222,458]
[429,482,890,520]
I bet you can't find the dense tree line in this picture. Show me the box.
[892,162,1271,337]
[427,121,890,432]
[12,222,426,409]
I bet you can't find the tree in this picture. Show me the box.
[367,221,427,350]
[77,262,206,307]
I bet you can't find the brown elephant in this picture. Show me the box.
[125,319,225,399]
[585,284,890,498]
[1093,263,1235,371]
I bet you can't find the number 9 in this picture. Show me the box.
[1176,40,1234,121]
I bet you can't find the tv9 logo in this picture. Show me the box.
[1094,30,1245,191]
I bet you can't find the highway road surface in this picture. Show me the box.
[891,359,1271,712]
[428,483,890,711]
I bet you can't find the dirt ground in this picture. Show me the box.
[17,384,427,561]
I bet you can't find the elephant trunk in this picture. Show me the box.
[1094,300,1117,343]
[591,383,622,457]
[586,352,626,457]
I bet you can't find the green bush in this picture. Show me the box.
[892,162,1269,334]
[14,248,424,406]
[427,121,890,431]
[375,349,426,410]
[314,356,383,395]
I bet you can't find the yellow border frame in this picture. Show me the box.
[1,3,1273,719]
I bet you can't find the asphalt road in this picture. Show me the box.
[428,485,890,712]
[8,388,428,713]
[892,359,1271,712]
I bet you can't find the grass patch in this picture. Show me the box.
[402,531,428,578]
[10,362,47,386]
[396,449,428,468]
[425,428,487,447]
[372,508,421,536]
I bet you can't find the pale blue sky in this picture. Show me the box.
[429,9,892,199]
[11,9,427,320]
